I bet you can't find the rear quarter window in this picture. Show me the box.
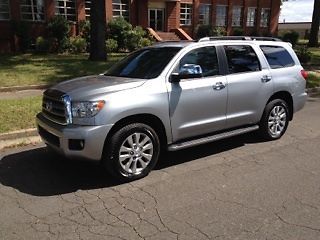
[260,45,295,69]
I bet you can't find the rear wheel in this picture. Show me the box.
[259,99,289,140]
[102,123,160,181]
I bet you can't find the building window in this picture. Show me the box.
[216,5,227,27]
[232,6,242,27]
[21,0,45,21]
[0,0,10,20]
[55,0,76,22]
[85,0,91,20]
[112,0,129,21]
[199,4,211,25]
[180,3,192,26]
[260,8,270,27]
[246,7,256,27]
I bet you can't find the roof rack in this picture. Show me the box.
[198,36,282,42]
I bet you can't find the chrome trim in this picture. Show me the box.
[63,95,73,124]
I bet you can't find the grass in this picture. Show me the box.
[0,53,127,88]
[0,96,42,133]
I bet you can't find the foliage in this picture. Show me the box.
[69,36,87,53]
[106,38,118,52]
[79,20,91,50]
[47,16,70,52]
[306,72,320,88]
[195,25,226,39]
[233,28,244,36]
[296,45,312,63]
[107,17,151,51]
[35,36,50,53]
[11,21,31,52]
[281,30,299,47]
[139,37,153,48]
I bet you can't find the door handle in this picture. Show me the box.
[261,75,272,83]
[213,82,226,90]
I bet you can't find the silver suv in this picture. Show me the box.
[36,37,307,181]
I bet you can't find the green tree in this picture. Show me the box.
[89,0,107,61]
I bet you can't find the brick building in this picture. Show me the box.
[0,0,281,53]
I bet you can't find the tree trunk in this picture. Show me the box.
[309,0,320,47]
[89,0,107,61]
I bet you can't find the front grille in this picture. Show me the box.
[38,125,60,147]
[42,89,67,125]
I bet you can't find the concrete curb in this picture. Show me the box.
[0,128,38,141]
[0,136,41,151]
[0,84,50,93]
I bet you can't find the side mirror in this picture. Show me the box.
[170,64,203,83]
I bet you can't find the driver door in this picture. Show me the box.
[167,46,228,142]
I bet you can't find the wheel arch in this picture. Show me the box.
[104,114,168,152]
[266,91,294,120]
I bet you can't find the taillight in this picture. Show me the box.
[301,70,308,80]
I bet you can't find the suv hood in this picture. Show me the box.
[51,75,146,100]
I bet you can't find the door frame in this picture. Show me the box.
[148,8,165,31]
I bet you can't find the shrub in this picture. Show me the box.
[195,25,214,39]
[107,17,132,51]
[281,30,299,47]
[296,45,312,63]
[79,20,90,50]
[195,25,226,39]
[35,36,49,53]
[69,36,87,53]
[139,37,153,48]
[47,15,70,52]
[125,26,148,51]
[106,38,118,52]
[233,28,244,36]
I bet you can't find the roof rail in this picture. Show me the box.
[198,36,282,42]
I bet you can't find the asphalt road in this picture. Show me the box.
[1,97,320,240]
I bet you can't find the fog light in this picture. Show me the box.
[69,139,85,150]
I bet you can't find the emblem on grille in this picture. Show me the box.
[45,101,53,111]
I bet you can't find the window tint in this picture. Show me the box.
[260,45,295,69]
[178,47,219,77]
[224,45,261,74]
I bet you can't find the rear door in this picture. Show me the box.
[222,44,274,128]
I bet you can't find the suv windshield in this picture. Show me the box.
[105,47,182,79]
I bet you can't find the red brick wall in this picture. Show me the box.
[166,1,179,31]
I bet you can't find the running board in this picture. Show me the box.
[168,125,259,151]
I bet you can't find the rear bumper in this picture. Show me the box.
[293,92,308,113]
[36,113,113,161]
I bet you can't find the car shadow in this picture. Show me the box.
[0,131,265,197]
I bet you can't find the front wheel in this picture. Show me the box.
[102,123,160,181]
[259,99,289,140]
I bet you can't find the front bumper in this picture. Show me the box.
[36,113,113,161]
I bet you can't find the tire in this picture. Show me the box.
[259,99,289,140]
[102,123,160,181]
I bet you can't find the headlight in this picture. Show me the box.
[71,100,105,118]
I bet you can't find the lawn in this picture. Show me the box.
[0,96,41,133]
[0,53,127,88]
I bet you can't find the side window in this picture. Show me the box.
[224,45,261,74]
[260,45,295,69]
[178,47,220,77]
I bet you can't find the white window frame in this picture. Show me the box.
[20,0,45,22]
[260,8,270,27]
[232,6,242,27]
[216,5,227,27]
[199,4,211,25]
[246,7,256,27]
[180,3,192,26]
[112,0,129,21]
[0,0,10,20]
[85,0,91,20]
[55,0,76,22]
